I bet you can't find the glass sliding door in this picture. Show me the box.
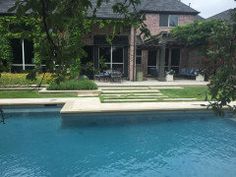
[148,50,157,75]
[99,46,124,73]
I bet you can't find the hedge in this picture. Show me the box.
[0,73,53,87]
[47,79,98,90]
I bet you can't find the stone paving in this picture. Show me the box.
[96,80,209,87]
[61,97,210,114]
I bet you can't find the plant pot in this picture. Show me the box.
[196,74,204,82]
[166,74,174,82]
[136,71,143,81]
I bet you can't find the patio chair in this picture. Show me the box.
[110,70,122,82]
[149,67,159,77]
[94,71,111,82]
[179,68,199,79]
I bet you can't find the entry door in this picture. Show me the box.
[164,48,181,73]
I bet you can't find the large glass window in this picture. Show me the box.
[160,15,179,27]
[148,50,157,75]
[99,46,124,73]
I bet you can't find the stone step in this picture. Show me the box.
[102,90,160,94]
[102,98,162,103]
[101,87,149,90]
[101,93,164,97]
[163,98,197,101]
[100,86,183,90]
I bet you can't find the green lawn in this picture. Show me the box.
[160,86,209,100]
[100,86,210,103]
[0,90,78,98]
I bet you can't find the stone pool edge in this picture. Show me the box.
[0,98,235,114]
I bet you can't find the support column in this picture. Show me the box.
[128,27,136,81]
[158,45,166,81]
[21,39,25,70]
[141,50,148,77]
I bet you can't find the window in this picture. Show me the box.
[160,15,179,27]
[99,46,124,73]
[169,15,178,27]
[136,49,142,65]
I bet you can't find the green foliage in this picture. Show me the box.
[171,20,225,47]
[0,73,53,87]
[0,91,77,98]
[11,0,149,83]
[48,79,98,90]
[171,9,236,114]
[0,16,43,73]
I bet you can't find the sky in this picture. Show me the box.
[181,0,236,18]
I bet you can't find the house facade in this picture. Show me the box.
[0,0,203,81]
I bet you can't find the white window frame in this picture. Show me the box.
[160,15,179,27]
[168,15,179,27]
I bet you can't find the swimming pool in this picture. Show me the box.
[1,107,236,177]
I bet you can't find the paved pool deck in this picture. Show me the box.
[61,98,210,114]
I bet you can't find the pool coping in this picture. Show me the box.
[0,98,235,114]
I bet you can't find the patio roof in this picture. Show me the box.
[138,32,182,48]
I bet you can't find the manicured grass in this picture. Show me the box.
[160,86,209,100]
[0,91,77,98]
[100,86,210,103]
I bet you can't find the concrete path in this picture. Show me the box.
[96,80,209,87]
[0,98,75,106]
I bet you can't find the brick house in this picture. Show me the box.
[0,0,203,81]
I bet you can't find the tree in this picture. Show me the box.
[171,9,236,115]
[10,0,147,83]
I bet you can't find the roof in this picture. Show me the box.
[208,9,235,22]
[138,0,199,15]
[1,0,199,18]
[0,0,15,14]
[194,15,205,21]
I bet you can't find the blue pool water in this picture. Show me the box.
[1,108,236,177]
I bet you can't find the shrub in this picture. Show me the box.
[0,73,53,87]
[47,79,97,90]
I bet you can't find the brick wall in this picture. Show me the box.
[139,14,195,36]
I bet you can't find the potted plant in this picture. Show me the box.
[165,69,175,82]
[196,73,205,81]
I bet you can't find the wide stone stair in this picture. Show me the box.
[100,86,171,103]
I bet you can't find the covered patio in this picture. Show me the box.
[136,32,203,81]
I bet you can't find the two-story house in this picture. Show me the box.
[0,0,202,81]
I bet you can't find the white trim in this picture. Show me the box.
[168,15,179,27]
[110,46,113,70]
[21,39,25,70]
[11,64,46,67]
